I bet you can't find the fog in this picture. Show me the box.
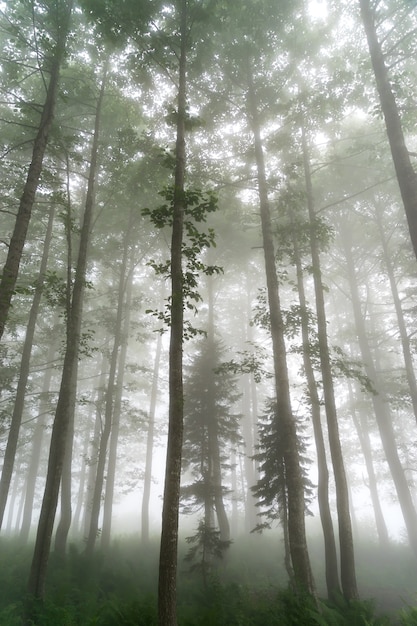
[1,0,417,624]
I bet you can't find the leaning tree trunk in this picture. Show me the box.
[302,126,358,601]
[26,63,107,608]
[0,0,73,341]
[0,204,55,530]
[158,2,187,624]
[246,67,315,596]
[359,0,417,262]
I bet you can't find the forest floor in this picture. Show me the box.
[0,532,416,625]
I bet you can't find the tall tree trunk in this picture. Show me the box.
[5,458,23,534]
[158,2,187,623]
[142,321,162,544]
[72,401,94,537]
[242,274,259,533]
[20,331,58,544]
[83,357,107,538]
[85,211,131,557]
[246,67,315,595]
[54,413,74,555]
[102,250,135,550]
[26,62,107,607]
[342,228,417,557]
[347,379,390,548]
[0,1,73,341]
[374,204,417,423]
[230,448,239,537]
[241,375,258,533]
[359,0,417,262]
[0,204,55,530]
[206,275,230,542]
[302,127,358,600]
[52,146,77,556]
[290,209,341,599]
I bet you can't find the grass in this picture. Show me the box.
[0,533,416,625]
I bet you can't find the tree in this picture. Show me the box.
[341,219,417,558]
[0,203,55,530]
[26,59,108,608]
[0,0,73,341]
[182,335,241,537]
[301,126,358,601]
[246,64,315,596]
[359,0,417,262]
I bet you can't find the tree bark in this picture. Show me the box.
[246,67,315,596]
[359,0,417,262]
[26,62,106,606]
[158,2,187,623]
[0,0,73,341]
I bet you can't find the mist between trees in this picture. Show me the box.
[1,1,417,625]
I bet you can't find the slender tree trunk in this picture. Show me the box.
[290,209,341,599]
[142,323,162,544]
[83,357,107,538]
[158,3,187,623]
[241,375,258,533]
[54,412,74,555]
[102,251,135,550]
[206,276,230,542]
[0,205,55,530]
[72,402,94,536]
[230,448,239,537]
[52,145,78,556]
[246,67,315,595]
[302,127,358,600]
[20,333,58,543]
[359,0,417,262]
[242,274,259,533]
[347,379,390,548]
[374,205,417,423]
[26,63,107,607]
[85,211,131,557]
[342,229,417,557]
[0,1,73,341]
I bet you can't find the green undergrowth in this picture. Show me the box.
[0,534,416,625]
